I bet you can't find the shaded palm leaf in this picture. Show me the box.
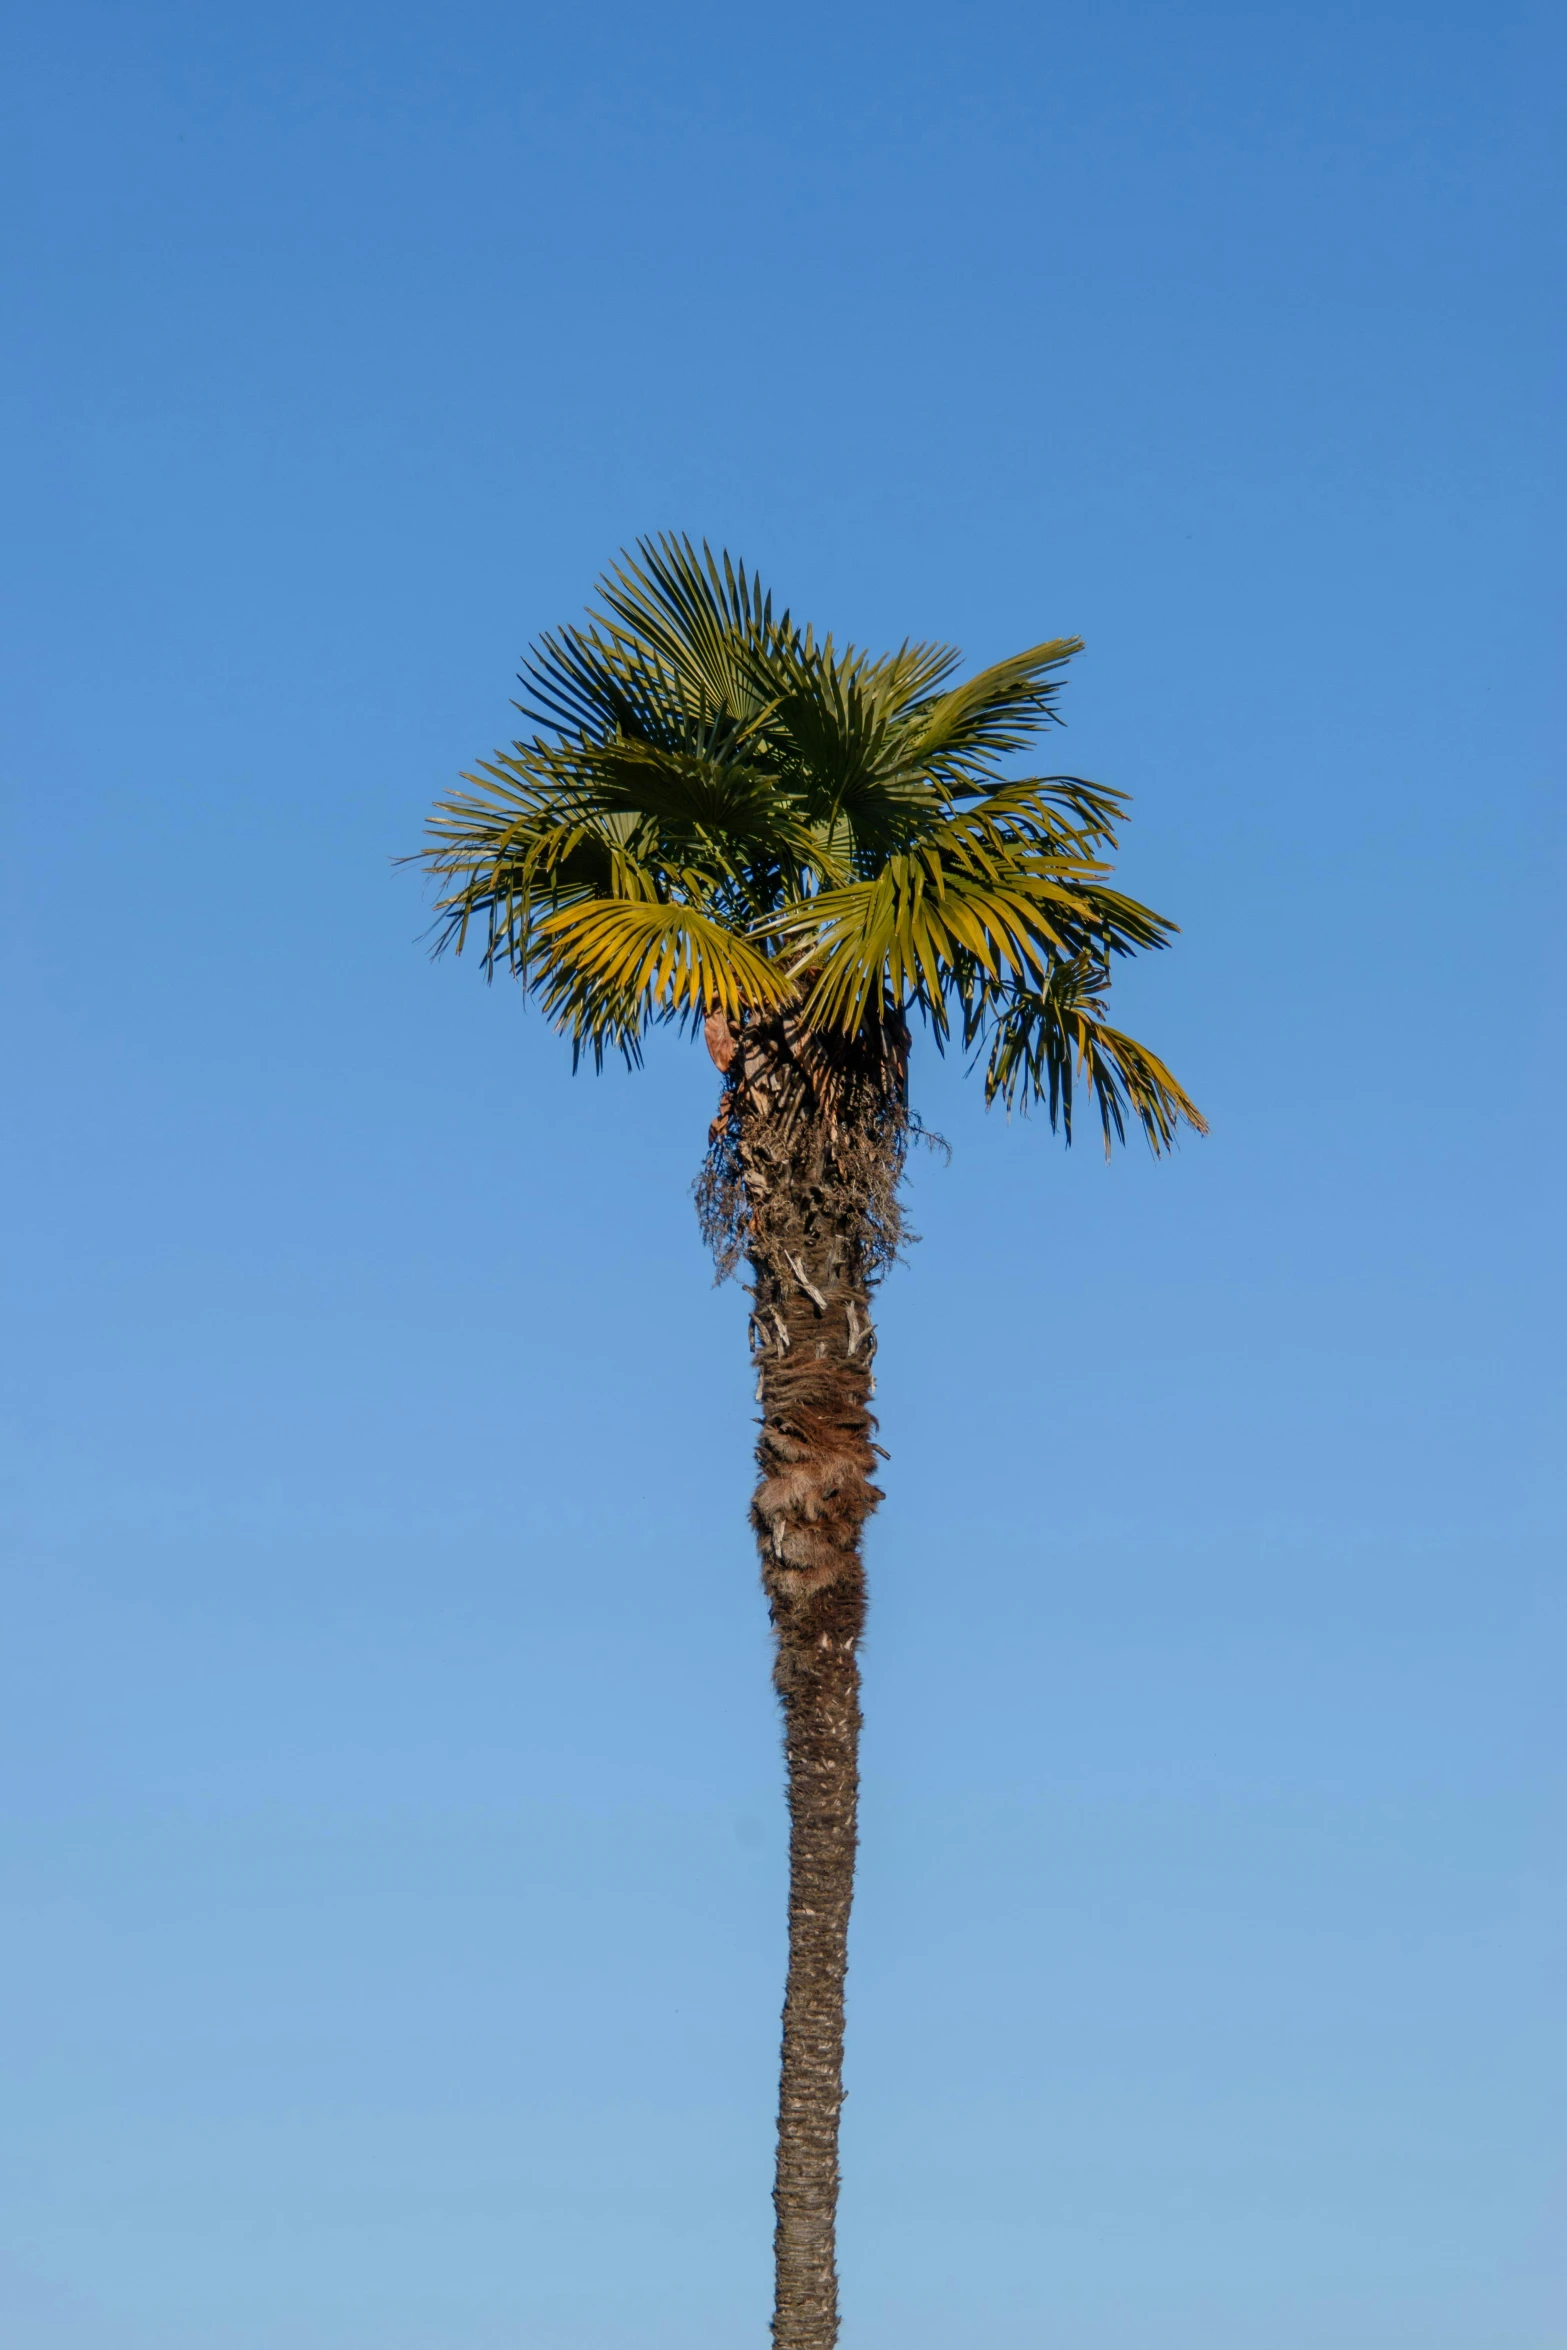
[974,955,1208,1153]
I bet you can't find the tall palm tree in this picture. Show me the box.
[417,536,1204,2350]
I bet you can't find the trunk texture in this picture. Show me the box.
[705,1012,907,2350]
[754,1247,874,2350]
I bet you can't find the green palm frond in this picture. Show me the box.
[520,537,788,749]
[554,743,820,870]
[972,954,1207,1154]
[901,640,1082,785]
[765,645,942,845]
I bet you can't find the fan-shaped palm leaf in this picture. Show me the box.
[535,896,793,1062]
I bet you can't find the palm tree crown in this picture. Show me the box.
[421,535,1205,1155]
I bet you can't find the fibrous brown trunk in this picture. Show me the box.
[701,1010,908,2350]
[754,1233,874,2350]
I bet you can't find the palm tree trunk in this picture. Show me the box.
[748,1141,884,2350]
[769,1548,864,2350]
[700,1007,906,2348]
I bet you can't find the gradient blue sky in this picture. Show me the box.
[2,4,1562,2345]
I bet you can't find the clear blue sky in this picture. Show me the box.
[2,3,1561,2345]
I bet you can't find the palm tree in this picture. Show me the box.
[417,536,1204,2350]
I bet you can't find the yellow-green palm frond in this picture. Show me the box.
[534,898,794,1066]
[770,857,1098,1037]
[422,758,665,975]
[761,780,1179,1041]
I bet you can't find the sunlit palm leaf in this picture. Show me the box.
[772,858,1099,1035]
[534,898,793,1061]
